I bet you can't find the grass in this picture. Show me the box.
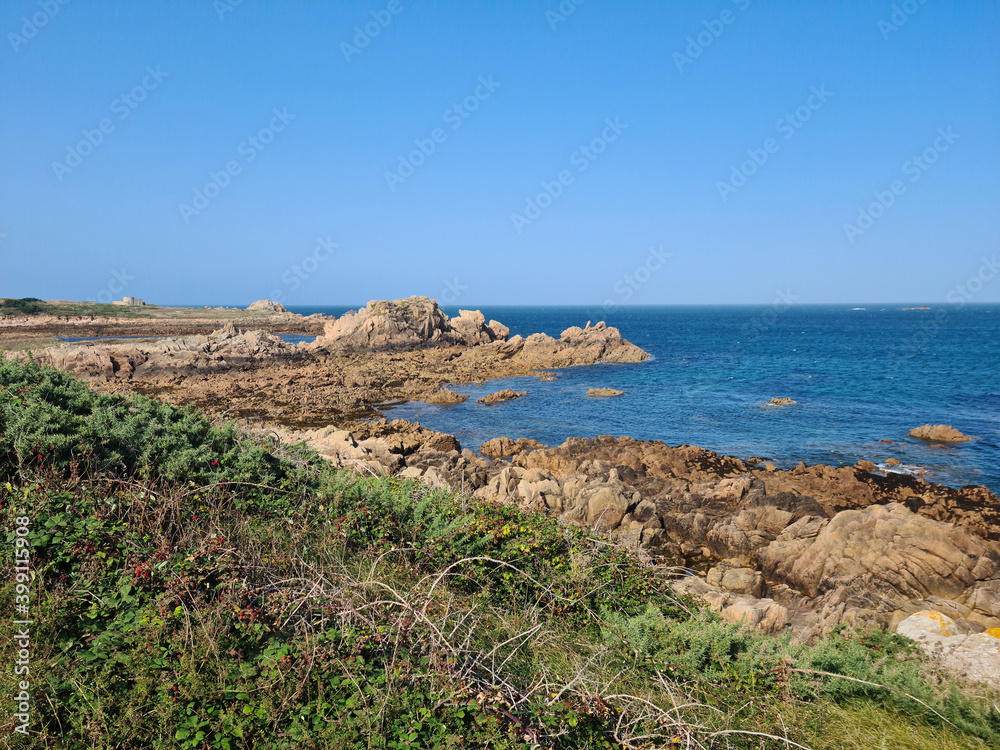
[1,357,998,748]
[0,298,291,320]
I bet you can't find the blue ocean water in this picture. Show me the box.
[287,305,1000,493]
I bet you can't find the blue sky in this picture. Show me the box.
[1,1,998,306]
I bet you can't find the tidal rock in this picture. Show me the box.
[587,388,624,397]
[909,424,972,442]
[421,388,469,405]
[476,389,526,404]
[767,397,796,406]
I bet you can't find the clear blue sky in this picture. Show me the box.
[1,1,998,306]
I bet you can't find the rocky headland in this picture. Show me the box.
[4,295,999,673]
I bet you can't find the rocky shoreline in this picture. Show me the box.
[4,296,999,678]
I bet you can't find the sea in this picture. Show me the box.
[287,305,999,493]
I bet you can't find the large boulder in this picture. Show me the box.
[760,503,1000,625]
[896,611,1000,689]
[247,299,287,312]
[908,424,972,442]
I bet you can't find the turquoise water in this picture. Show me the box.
[288,305,1000,492]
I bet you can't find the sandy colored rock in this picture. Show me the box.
[480,436,543,458]
[477,389,527,405]
[768,397,796,406]
[587,388,624,397]
[885,458,902,466]
[421,388,469,405]
[908,424,972,442]
[247,299,287,312]
[896,611,1000,689]
[856,460,876,472]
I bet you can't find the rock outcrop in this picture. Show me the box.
[421,388,469,405]
[480,437,544,458]
[247,299,288,312]
[909,424,972,442]
[767,397,795,406]
[312,298,506,351]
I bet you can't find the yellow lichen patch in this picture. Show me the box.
[913,610,955,636]
[985,628,1000,639]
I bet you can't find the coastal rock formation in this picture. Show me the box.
[480,437,543,458]
[420,388,469,405]
[312,298,506,351]
[909,424,972,442]
[465,435,1000,637]
[895,611,1000,689]
[587,388,624,397]
[476,389,526,405]
[10,298,649,425]
[247,299,287,312]
[768,397,796,406]
[18,326,295,383]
